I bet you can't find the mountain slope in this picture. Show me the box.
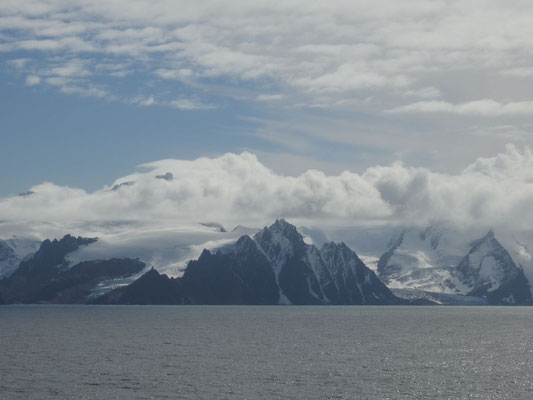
[97,219,399,305]
[181,235,280,304]
[321,241,398,305]
[93,268,184,305]
[0,237,41,279]
[0,235,144,304]
[374,225,532,305]
[376,226,470,293]
[457,231,532,305]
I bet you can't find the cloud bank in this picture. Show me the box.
[1,145,533,237]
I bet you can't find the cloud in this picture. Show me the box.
[4,1,533,181]
[387,100,533,116]
[256,94,284,102]
[3,0,533,113]
[167,98,215,110]
[7,58,30,69]
[2,146,533,236]
[129,95,155,106]
[25,74,40,86]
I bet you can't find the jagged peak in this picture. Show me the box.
[483,229,495,239]
[38,234,97,252]
[142,268,164,279]
[257,219,305,246]
[232,224,245,232]
[234,234,257,252]
[270,218,295,230]
[467,229,500,254]
[320,241,351,253]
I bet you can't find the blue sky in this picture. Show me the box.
[2,0,533,199]
[1,63,262,195]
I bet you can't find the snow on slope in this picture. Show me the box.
[377,225,479,293]
[317,223,533,298]
[67,223,260,278]
[496,230,533,296]
[0,236,41,278]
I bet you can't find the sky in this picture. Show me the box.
[2,1,533,232]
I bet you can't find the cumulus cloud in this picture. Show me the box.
[2,146,533,237]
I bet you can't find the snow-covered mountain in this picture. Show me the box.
[65,223,259,279]
[456,231,532,304]
[97,219,399,305]
[376,225,474,293]
[0,234,145,304]
[250,219,396,305]
[2,219,533,305]
[0,237,41,279]
[324,224,532,305]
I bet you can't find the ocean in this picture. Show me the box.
[1,305,532,399]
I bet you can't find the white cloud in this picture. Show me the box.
[4,1,533,174]
[167,98,215,110]
[3,0,533,112]
[7,58,30,69]
[387,100,533,116]
[25,74,40,86]
[129,95,155,106]
[256,94,284,102]
[3,146,533,236]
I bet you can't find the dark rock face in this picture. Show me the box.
[0,234,144,304]
[93,268,183,305]
[182,236,279,304]
[255,220,327,304]
[110,181,134,191]
[35,259,145,304]
[253,219,398,305]
[457,231,532,305]
[377,230,405,284]
[320,242,398,305]
[12,234,97,279]
[155,172,174,181]
[97,219,399,305]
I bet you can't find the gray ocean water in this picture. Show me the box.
[1,306,533,400]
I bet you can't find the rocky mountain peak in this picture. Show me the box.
[456,230,532,304]
[16,234,97,277]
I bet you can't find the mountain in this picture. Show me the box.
[64,223,257,279]
[0,241,18,279]
[376,225,470,293]
[375,226,532,305]
[3,221,529,306]
[98,219,399,305]
[182,235,280,304]
[320,241,398,305]
[93,268,184,305]
[0,237,41,279]
[456,231,532,305]
[0,234,145,304]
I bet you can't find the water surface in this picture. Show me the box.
[1,306,533,399]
